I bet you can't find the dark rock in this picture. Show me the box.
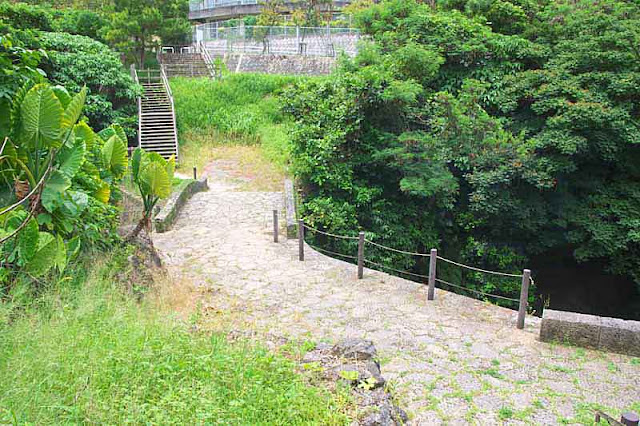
[360,389,409,426]
[332,338,377,361]
[330,360,385,389]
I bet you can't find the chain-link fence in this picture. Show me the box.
[193,24,360,57]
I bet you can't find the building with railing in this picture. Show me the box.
[189,0,353,23]
[194,24,360,57]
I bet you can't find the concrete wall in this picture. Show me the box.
[219,53,337,75]
[540,309,640,356]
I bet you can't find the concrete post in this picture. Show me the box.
[357,232,365,279]
[517,269,531,329]
[428,249,437,300]
[298,219,304,261]
[273,210,279,243]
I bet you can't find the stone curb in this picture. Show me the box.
[154,177,209,233]
[540,309,640,356]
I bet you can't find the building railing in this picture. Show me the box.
[194,24,360,57]
[190,0,258,13]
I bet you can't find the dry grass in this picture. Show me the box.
[178,129,286,192]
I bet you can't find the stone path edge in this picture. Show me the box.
[155,177,209,233]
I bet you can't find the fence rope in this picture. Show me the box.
[363,259,429,280]
[306,242,358,261]
[435,278,519,303]
[436,256,523,278]
[303,224,359,241]
[364,239,430,257]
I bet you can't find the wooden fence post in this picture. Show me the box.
[517,269,531,329]
[273,210,279,243]
[428,249,437,300]
[298,219,304,261]
[357,232,365,279]
[621,412,639,426]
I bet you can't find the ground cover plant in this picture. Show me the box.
[0,251,351,424]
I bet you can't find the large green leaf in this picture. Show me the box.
[62,86,87,131]
[26,232,57,277]
[141,161,171,199]
[51,85,71,109]
[20,84,63,148]
[41,170,71,212]
[166,155,175,181]
[18,218,39,262]
[94,181,111,204]
[58,141,86,178]
[74,122,96,150]
[102,135,128,178]
[131,147,142,182]
[55,234,67,274]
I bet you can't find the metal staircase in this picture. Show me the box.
[131,67,179,160]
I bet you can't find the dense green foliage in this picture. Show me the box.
[0,1,192,67]
[0,3,140,137]
[284,0,640,314]
[0,81,128,286]
[37,32,138,136]
[102,0,191,66]
[0,251,350,424]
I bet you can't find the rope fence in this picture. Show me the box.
[270,213,533,329]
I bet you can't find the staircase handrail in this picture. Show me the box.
[160,65,179,161]
[130,64,142,148]
[197,41,216,79]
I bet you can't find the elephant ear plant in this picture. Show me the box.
[127,147,174,240]
[0,82,128,284]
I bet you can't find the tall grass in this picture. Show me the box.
[0,251,350,424]
[170,74,315,172]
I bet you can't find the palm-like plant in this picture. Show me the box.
[127,148,174,239]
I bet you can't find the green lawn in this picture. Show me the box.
[0,251,350,424]
[170,73,318,176]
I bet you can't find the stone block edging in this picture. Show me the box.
[154,178,209,233]
[540,309,640,356]
[284,179,297,239]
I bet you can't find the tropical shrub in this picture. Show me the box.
[0,81,128,286]
[128,148,174,238]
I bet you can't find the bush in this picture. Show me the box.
[0,1,53,31]
[38,32,139,139]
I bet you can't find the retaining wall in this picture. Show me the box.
[154,178,209,233]
[217,53,337,75]
[540,309,640,356]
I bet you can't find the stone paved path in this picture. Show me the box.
[154,163,640,425]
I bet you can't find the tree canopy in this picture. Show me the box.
[285,0,640,317]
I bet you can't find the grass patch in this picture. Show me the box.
[498,406,514,420]
[0,251,351,424]
[171,74,317,176]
